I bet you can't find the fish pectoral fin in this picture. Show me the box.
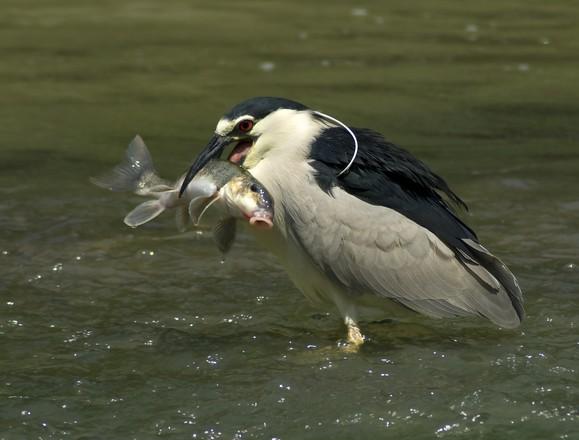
[124,200,164,227]
[175,205,189,233]
[213,217,237,258]
[185,179,219,225]
[189,195,219,226]
[148,184,175,193]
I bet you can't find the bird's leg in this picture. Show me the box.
[333,296,365,352]
[342,316,365,352]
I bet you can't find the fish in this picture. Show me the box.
[91,135,274,257]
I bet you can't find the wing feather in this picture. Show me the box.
[288,185,522,328]
[304,127,523,327]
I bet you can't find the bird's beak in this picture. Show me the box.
[179,134,231,197]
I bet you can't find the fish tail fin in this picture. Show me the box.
[91,135,162,193]
[124,199,165,228]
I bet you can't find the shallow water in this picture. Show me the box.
[1,0,578,438]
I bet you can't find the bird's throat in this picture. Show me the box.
[228,140,253,165]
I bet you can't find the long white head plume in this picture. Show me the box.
[312,110,359,176]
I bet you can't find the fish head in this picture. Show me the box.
[220,175,274,229]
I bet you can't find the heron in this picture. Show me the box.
[179,97,524,349]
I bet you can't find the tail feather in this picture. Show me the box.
[462,238,525,323]
[124,200,165,227]
[456,248,501,293]
[91,135,166,193]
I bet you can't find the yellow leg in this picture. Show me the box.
[341,316,365,352]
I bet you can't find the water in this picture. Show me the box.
[1,0,578,438]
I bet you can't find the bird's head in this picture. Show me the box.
[179,97,324,196]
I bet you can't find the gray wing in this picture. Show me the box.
[288,187,522,328]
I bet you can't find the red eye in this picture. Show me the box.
[238,119,254,132]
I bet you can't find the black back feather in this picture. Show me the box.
[309,127,477,246]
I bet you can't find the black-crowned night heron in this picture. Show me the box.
[180,97,524,348]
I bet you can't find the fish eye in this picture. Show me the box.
[249,183,259,193]
[238,119,254,133]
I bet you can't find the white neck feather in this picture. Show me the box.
[243,109,324,168]
[241,109,326,257]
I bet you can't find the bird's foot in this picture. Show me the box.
[338,322,365,353]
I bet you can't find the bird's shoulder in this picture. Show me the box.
[308,126,477,247]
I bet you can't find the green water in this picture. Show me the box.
[1,0,578,438]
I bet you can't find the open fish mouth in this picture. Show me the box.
[228,140,253,165]
[249,212,273,229]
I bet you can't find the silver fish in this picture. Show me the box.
[91,135,274,256]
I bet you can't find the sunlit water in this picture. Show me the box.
[1,0,578,439]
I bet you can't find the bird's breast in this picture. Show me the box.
[245,159,336,302]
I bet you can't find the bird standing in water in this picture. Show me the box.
[180,97,524,350]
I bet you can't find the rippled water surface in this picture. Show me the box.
[1,0,578,438]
